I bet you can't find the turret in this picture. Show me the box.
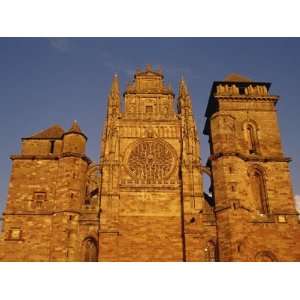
[62,120,87,154]
[107,74,121,117]
[53,121,90,261]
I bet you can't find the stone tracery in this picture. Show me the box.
[126,139,176,183]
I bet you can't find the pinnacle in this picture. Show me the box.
[146,64,152,71]
[179,77,189,97]
[68,120,82,133]
[110,73,120,96]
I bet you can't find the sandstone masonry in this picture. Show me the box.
[0,67,299,261]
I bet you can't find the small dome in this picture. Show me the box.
[224,73,252,82]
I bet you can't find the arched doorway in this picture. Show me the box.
[83,237,98,262]
[255,251,277,262]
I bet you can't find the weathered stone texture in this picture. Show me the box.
[0,68,299,261]
[204,77,300,261]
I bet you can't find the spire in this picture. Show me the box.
[178,77,193,115]
[111,73,120,96]
[179,77,189,98]
[108,73,121,110]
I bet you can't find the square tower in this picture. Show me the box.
[204,73,300,261]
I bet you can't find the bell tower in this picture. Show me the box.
[204,73,300,261]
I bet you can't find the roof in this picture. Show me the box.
[224,73,252,82]
[22,124,64,140]
[63,120,87,140]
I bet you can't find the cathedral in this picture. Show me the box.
[0,65,299,262]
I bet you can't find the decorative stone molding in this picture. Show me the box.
[124,138,177,184]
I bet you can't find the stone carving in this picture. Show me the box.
[245,85,268,96]
[162,105,169,114]
[216,83,269,96]
[216,84,239,95]
[85,164,100,206]
[126,138,177,183]
[128,104,136,113]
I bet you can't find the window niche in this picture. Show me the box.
[7,228,22,240]
[243,121,260,155]
[32,192,47,209]
[145,105,153,113]
[249,168,269,215]
[49,140,55,154]
[246,124,258,154]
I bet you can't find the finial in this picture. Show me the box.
[69,120,82,133]
[111,73,120,95]
[146,64,152,71]
[157,65,163,74]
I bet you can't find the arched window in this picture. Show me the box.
[246,124,258,154]
[250,168,269,215]
[83,238,98,262]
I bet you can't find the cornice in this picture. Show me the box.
[10,153,92,164]
[3,210,81,216]
[208,152,291,163]
[10,154,60,161]
[214,94,279,102]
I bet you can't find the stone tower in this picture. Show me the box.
[0,121,93,261]
[0,67,298,262]
[203,73,300,261]
[99,65,215,261]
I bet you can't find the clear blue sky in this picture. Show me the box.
[0,38,299,213]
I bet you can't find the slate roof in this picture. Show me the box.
[23,124,65,140]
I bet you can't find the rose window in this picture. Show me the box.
[126,139,176,183]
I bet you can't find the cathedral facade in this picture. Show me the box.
[0,65,299,261]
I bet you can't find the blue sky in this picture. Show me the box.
[0,38,299,213]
